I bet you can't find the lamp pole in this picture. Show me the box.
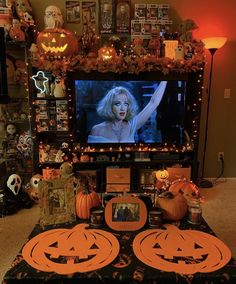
[201,48,217,180]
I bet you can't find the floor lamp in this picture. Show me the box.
[198,36,227,188]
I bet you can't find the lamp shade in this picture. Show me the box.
[202,37,227,50]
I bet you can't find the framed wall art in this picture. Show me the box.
[99,0,114,34]
[39,177,76,227]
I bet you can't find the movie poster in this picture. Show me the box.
[99,0,114,34]
[65,1,80,23]
[115,0,130,34]
[82,1,96,24]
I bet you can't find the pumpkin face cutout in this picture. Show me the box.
[155,169,169,182]
[133,224,231,275]
[22,223,120,274]
[37,28,78,58]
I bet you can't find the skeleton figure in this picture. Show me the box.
[44,5,64,29]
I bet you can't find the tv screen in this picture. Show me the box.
[75,80,186,145]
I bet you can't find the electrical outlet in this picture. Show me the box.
[218,152,224,161]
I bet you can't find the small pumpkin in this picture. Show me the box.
[37,28,78,58]
[22,223,120,274]
[133,224,231,275]
[169,179,200,201]
[76,181,101,219]
[155,191,187,221]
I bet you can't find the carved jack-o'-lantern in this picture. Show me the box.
[22,223,120,274]
[98,46,117,61]
[155,169,170,190]
[37,28,78,58]
[133,224,231,275]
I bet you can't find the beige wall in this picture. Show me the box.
[30,0,236,178]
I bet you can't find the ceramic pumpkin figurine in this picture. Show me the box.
[155,191,187,221]
[155,169,170,191]
[76,178,101,219]
[169,179,200,201]
[37,28,78,58]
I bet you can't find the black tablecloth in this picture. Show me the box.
[3,218,236,284]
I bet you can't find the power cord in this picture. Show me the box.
[211,155,225,185]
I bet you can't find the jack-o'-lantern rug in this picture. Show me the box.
[133,224,231,275]
[22,223,120,275]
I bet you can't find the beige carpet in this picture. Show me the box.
[0,179,236,282]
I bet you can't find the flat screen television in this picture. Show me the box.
[69,71,195,147]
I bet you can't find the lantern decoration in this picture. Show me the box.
[155,191,187,221]
[36,28,78,58]
[169,179,200,201]
[98,46,117,62]
[133,224,231,275]
[76,177,101,219]
[22,223,120,274]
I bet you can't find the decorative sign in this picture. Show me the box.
[133,224,231,275]
[22,223,120,274]
[32,71,49,95]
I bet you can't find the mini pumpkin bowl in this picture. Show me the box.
[37,28,78,58]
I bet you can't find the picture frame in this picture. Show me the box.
[39,178,76,227]
[99,0,114,34]
[139,168,156,191]
[65,1,80,23]
[105,195,147,231]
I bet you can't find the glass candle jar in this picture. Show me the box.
[187,199,202,225]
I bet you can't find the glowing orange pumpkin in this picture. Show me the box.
[76,189,101,219]
[22,223,120,274]
[133,224,231,275]
[155,192,187,221]
[37,28,78,58]
[169,179,200,200]
[98,46,117,61]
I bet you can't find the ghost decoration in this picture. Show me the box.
[51,76,66,98]
[3,173,33,215]
[7,174,22,196]
[44,5,64,29]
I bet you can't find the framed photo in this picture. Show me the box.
[139,168,156,191]
[115,0,130,33]
[105,195,147,231]
[39,178,76,227]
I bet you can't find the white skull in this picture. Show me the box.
[30,174,43,189]
[44,5,64,29]
[6,124,16,135]
[7,174,22,195]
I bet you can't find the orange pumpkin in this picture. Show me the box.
[155,192,187,221]
[37,28,78,58]
[22,223,120,274]
[98,46,117,61]
[76,188,101,219]
[133,224,231,275]
[169,179,200,200]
